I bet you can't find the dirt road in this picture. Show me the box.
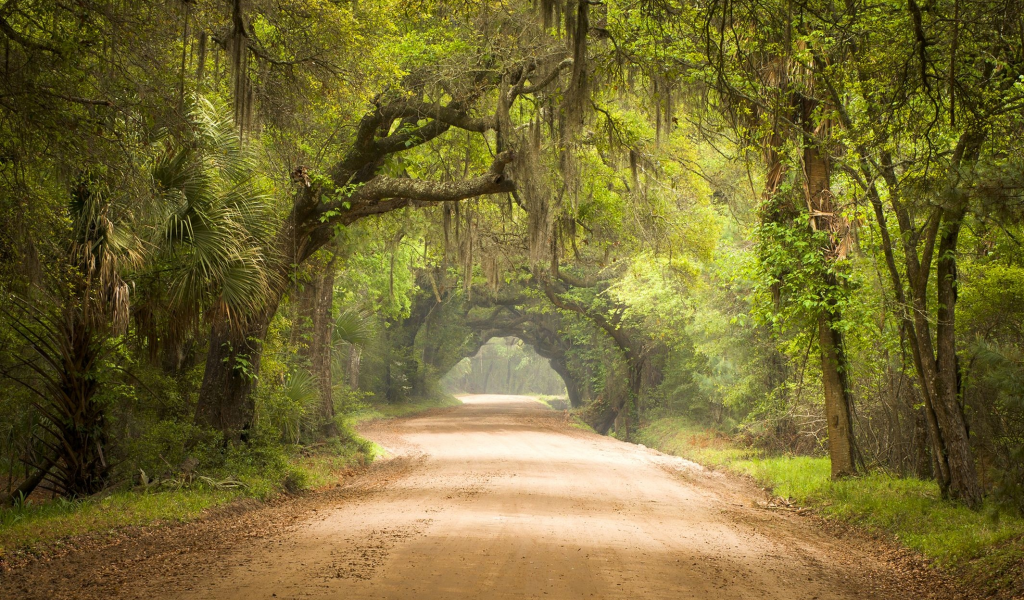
[1,394,962,599]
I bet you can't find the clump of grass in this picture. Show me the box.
[637,415,1024,597]
[347,394,462,426]
[531,395,570,411]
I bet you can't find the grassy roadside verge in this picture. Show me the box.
[528,394,571,411]
[525,394,597,432]
[636,415,1024,598]
[0,396,462,562]
[348,394,463,426]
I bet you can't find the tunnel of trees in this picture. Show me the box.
[440,337,567,397]
[0,0,1022,518]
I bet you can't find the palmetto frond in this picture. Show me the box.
[279,368,321,444]
[152,96,275,328]
[68,180,147,335]
[333,309,375,348]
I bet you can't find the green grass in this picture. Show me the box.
[529,394,571,411]
[637,415,1024,598]
[0,413,407,561]
[0,487,238,557]
[347,394,463,426]
[0,439,373,561]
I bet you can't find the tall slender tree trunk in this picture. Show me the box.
[932,207,982,506]
[347,345,362,390]
[296,256,339,439]
[870,138,981,506]
[803,136,858,479]
[863,164,951,492]
[817,308,858,477]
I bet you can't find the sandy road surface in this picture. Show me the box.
[1,394,962,600]
[176,394,954,600]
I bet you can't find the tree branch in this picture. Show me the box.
[514,58,574,98]
[386,100,497,134]
[0,15,62,56]
[335,151,516,223]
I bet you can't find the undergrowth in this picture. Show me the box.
[0,397,457,561]
[637,415,1024,598]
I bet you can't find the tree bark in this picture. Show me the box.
[931,207,982,506]
[818,308,858,477]
[195,310,274,440]
[385,290,437,401]
[802,134,858,479]
[550,355,582,408]
[876,164,979,504]
[347,345,362,390]
[296,256,338,439]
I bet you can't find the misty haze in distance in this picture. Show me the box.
[442,337,566,397]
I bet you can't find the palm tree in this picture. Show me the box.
[0,97,275,500]
[1,175,144,499]
[144,97,275,368]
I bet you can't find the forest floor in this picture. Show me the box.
[0,395,972,600]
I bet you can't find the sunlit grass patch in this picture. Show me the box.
[348,394,463,426]
[0,397,436,560]
[529,394,571,411]
[0,487,238,558]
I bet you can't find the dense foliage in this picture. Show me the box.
[0,0,1021,533]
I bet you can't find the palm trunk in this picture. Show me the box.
[195,311,273,440]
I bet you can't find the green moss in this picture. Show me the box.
[637,415,1024,597]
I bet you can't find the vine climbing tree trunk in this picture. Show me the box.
[195,308,275,441]
[802,130,858,479]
